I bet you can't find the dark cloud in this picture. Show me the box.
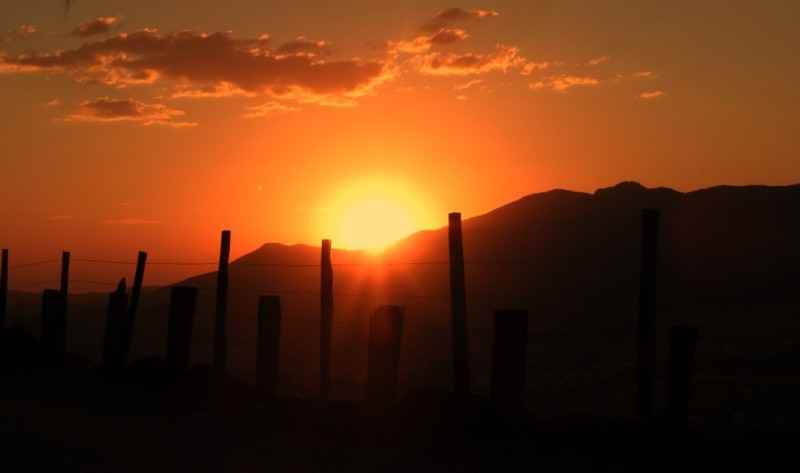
[411,45,525,76]
[71,16,121,37]
[421,7,498,32]
[1,30,388,101]
[276,37,333,57]
[65,97,195,127]
[428,28,468,46]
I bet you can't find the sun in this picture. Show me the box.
[340,199,414,250]
[322,175,437,252]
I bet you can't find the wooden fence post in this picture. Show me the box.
[59,251,70,329]
[666,325,699,436]
[257,295,282,402]
[122,251,147,365]
[491,309,528,417]
[101,279,129,372]
[0,249,8,330]
[41,288,66,370]
[214,230,231,377]
[166,286,197,377]
[320,239,333,399]
[637,209,659,419]
[366,305,405,408]
[448,212,471,398]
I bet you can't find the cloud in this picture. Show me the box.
[243,101,301,118]
[453,79,482,90]
[421,8,499,32]
[71,16,122,37]
[633,70,656,78]
[636,90,665,99]
[429,28,469,45]
[64,97,197,127]
[45,98,61,107]
[411,45,526,76]
[0,29,389,105]
[100,218,161,225]
[275,37,333,57]
[171,81,255,98]
[389,28,468,55]
[586,56,610,66]
[521,61,549,75]
[3,25,36,43]
[529,75,600,92]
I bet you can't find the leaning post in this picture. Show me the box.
[637,209,659,419]
[449,212,471,398]
[214,230,231,377]
[320,239,333,399]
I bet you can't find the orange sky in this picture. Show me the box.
[1,1,799,288]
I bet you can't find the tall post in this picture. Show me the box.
[666,325,699,437]
[0,249,8,330]
[166,286,197,377]
[320,239,333,399]
[122,251,147,365]
[214,230,231,377]
[59,251,70,323]
[491,309,529,417]
[102,279,129,372]
[257,295,282,402]
[366,305,405,409]
[637,209,659,419]
[41,289,66,370]
[448,212,471,398]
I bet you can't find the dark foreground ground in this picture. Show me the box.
[1,355,798,473]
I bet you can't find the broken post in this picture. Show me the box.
[257,295,282,402]
[637,209,659,419]
[320,239,333,399]
[448,212,471,398]
[166,286,197,377]
[491,309,528,417]
[214,230,231,377]
[366,305,405,409]
[101,279,129,372]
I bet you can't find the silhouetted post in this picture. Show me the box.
[666,325,699,437]
[41,289,66,370]
[122,251,147,365]
[214,230,231,377]
[491,309,528,416]
[637,209,659,419]
[0,249,8,330]
[320,239,333,399]
[101,279,129,372]
[257,296,282,402]
[366,305,404,408]
[448,212,471,398]
[166,286,197,377]
[59,251,70,326]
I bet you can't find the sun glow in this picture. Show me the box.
[322,176,437,252]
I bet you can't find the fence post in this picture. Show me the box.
[59,251,70,329]
[448,212,471,399]
[366,305,405,409]
[491,309,528,417]
[101,279,129,372]
[320,239,333,399]
[666,325,699,437]
[214,230,231,377]
[257,295,282,402]
[0,249,7,330]
[637,209,659,419]
[166,286,197,377]
[41,288,66,370]
[122,251,147,365]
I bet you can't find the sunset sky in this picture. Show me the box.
[2,1,799,287]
